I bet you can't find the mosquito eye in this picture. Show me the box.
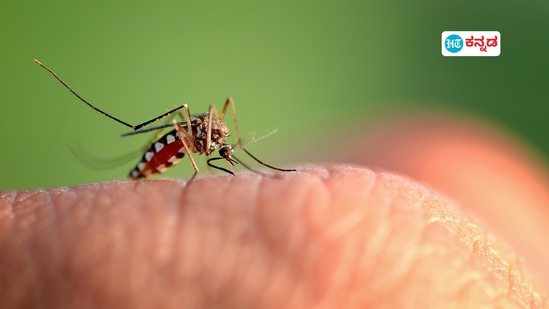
[219,145,231,158]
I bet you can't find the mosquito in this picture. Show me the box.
[34,59,295,182]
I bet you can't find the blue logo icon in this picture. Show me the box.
[444,34,463,53]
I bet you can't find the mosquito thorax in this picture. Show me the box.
[192,113,230,155]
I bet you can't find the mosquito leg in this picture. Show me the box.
[220,97,243,147]
[219,97,230,118]
[230,154,266,176]
[241,148,296,172]
[204,111,214,176]
[142,104,190,138]
[183,104,196,142]
[172,120,200,181]
[132,104,188,131]
[206,104,220,152]
[178,105,201,181]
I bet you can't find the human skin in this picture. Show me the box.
[334,114,549,290]
[1,117,548,308]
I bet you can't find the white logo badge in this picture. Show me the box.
[442,31,500,57]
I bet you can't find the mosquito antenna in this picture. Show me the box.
[34,59,186,131]
[34,59,139,129]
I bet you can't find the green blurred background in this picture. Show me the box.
[1,1,548,189]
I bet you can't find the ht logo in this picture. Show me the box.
[444,34,463,53]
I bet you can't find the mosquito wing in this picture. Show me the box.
[68,141,142,170]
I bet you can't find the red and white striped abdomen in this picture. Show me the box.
[129,130,187,179]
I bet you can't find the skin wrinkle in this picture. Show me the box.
[149,185,181,306]
[234,173,306,308]
[314,169,373,308]
[326,228,363,309]
[0,191,16,222]
[19,189,58,307]
[246,173,283,308]
[180,175,248,308]
[507,261,531,306]
[252,173,278,307]
[297,168,358,307]
[322,169,379,307]
[86,182,135,307]
[366,174,418,305]
[356,173,396,301]
[40,187,69,306]
[301,170,344,308]
[0,191,16,250]
[384,183,425,300]
[266,175,307,308]
[1,191,23,307]
[49,187,79,228]
[303,170,354,308]
[124,185,150,305]
[171,187,202,308]
[473,232,511,288]
[318,167,376,242]
[68,184,108,307]
[431,220,480,292]
[46,187,79,307]
[210,176,249,307]
[294,174,335,308]
[199,175,248,308]
[128,181,183,308]
[440,212,501,303]
[248,169,352,308]
[252,173,314,308]
[302,168,396,307]
[137,181,180,308]
[13,190,43,231]
[149,187,179,269]
[454,271,486,304]
[412,195,487,306]
[184,180,214,308]
[63,186,104,277]
[416,219,479,306]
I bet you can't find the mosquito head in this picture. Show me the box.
[218,143,234,161]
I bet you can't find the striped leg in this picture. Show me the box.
[171,105,200,182]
